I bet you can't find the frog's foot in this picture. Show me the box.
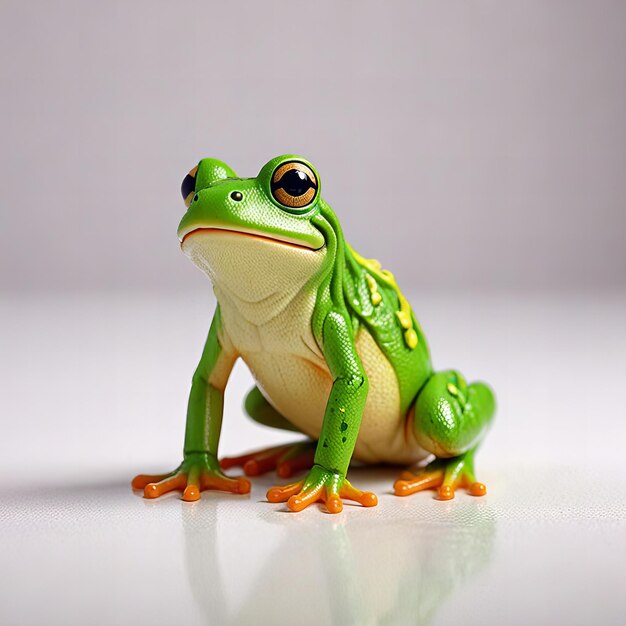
[266,464,378,514]
[132,452,251,502]
[220,441,315,478]
[393,450,486,501]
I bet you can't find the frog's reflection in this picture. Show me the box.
[180,469,495,625]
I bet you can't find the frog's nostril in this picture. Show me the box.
[193,194,199,203]
[230,191,243,202]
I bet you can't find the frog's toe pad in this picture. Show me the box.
[267,481,304,503]
[182,484,201,502]
[469,481,487,497]
[437,484,455,500]
[132,473,170,490]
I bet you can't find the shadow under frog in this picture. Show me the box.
[179,468,496,625]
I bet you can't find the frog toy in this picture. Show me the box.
[132,155,496,514]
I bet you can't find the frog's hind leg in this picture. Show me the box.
[394,370,495,500]
[220,441,316,478]
[395,447,486,500]
[220,386,316,478]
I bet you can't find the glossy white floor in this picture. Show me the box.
[1,291,625,626]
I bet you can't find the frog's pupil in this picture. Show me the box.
[280,169,314,196]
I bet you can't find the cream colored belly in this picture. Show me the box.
[218,287,427,465]
[242,332,426,465]
[183,227,427,465]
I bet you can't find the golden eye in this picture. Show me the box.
[181,165,198,208]
[271,161,318,209]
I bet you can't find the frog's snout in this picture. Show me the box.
[181,158,239,210]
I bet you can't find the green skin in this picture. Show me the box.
[134,155,495,512]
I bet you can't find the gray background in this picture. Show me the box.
[1,0,625,293]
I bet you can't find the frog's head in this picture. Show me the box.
[178,155,332,300]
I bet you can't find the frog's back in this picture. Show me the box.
[342,246,433,415]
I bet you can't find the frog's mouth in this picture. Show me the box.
[180,227,323,251]
[180,225,328,301]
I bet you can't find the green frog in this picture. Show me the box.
[132,155,496,514]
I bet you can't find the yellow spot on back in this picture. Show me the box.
[349,245,419,350]
[405,329,418,349]
[365,274,382,306]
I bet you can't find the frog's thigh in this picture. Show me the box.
[412,370,495,457]
[244,386,302,433]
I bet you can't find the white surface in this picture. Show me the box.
[1,291,625,625]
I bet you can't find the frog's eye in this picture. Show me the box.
[181,166,198,208]
[270,161,318,209]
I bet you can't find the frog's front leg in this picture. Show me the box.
[266,311,377,514]
[132,307,250,501]
[394,370,495,500]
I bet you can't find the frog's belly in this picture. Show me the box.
[241,329,428,466]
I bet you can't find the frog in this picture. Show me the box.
[132,155,496,514]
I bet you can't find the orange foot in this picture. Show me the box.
[394,452,486,501]
[132,452,251,502]
[267,465,378,514]
[220,441,315,478]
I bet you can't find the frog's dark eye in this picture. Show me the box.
[270,161,318,209]
[181,166,198,208]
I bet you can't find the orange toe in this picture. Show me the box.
[287,486,323,512]
[182,485,200,502]
[132,474,168,490]
[326,495,343,514]
[220,445,296,475]
[143,474,187,499]
[340,482,378,507]
[237,477,252,494]
[219,457,237,470]
[276,463,293,479]
[394,471,444,496]
[267,481,303,503]
[242,451,284,476]
[276,448,315,479]
[360,491,378,507]
[437,485,455,500]
[243,459,261,476]
[394,480,412,496]
[286,496,305,512]
[469,482,487,497]
[143,484,160,498]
